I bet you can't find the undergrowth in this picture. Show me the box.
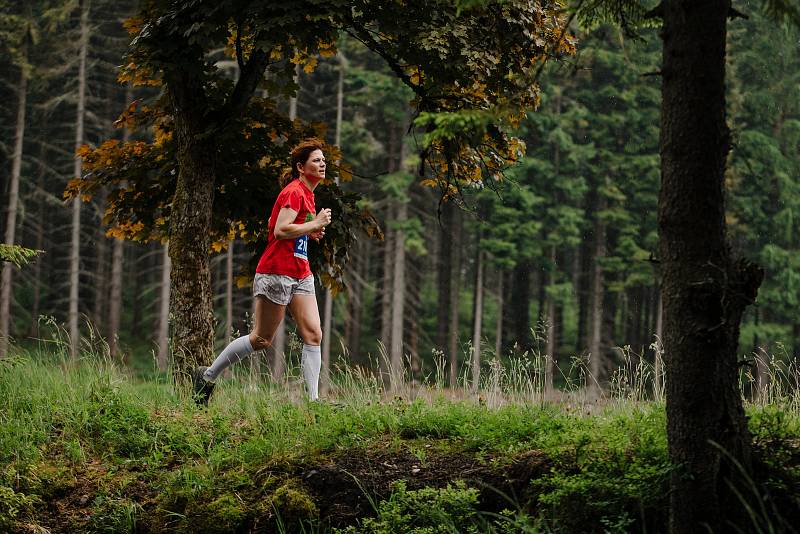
[0,346,798,533]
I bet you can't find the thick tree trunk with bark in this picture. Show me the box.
[660,1,762,530]
[0,54,27,358]
[166,71,217,382]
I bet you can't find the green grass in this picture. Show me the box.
[0,347,798,533]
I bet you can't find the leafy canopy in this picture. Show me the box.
[68,0,573,287]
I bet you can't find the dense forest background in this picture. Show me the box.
[1,0,798,391]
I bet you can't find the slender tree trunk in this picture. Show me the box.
[108,224,125,357]
[346,238,364,364]
[545,246,557,394]
[379,213,394,375]
[389,201,407,390]
[494,269,504,359]
[107,84,130,357]
[793,322,800,368]
[436,203,453,353]
[448,208,462,387]
[321,55,345,394]
[509,260,532,353]
[92,192,108,333]
[576,237,591,352]
[470,239,484,393]
[69,0,90,360]
[157,243,171,371]
[0,52,27,358]
[588,202,606,398]
[225,240,234,343]
[654,288,664,396]
[660,2,762,529]
[28,168,45,338]
[407,256,420,381]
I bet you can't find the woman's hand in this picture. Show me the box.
[310,227,325,242]
[314,208,332,231]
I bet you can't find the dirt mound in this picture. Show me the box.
[302,446,552,528]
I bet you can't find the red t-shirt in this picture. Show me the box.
[256,179,315,278]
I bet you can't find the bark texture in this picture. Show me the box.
[660,1,763,530]
[166,69,217,382]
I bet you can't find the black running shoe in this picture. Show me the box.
[192,366,215,406]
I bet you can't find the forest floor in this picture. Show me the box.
[1,351,799,533]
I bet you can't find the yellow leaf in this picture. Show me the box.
[303,57,318,74]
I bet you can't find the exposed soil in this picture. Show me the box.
[27,443,552,533]
[302,444,551,529]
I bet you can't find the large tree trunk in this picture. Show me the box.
[660,1,762,530]
[166,73,217,382]
[0,50,27,358]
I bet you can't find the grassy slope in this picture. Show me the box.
[0,353,798,533]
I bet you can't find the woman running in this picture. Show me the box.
[193,138,332,405]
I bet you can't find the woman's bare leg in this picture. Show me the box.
[203,296,285,382]
[288,294,322,345]
[251,295,286,350]
[289,294,322,399]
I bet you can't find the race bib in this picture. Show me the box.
[294,234,309,260]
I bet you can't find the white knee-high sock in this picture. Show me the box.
[203,335,254,382]
[301,344,321,400]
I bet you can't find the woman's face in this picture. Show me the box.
[299,149,326,182]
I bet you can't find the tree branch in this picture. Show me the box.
[226,47,268,118]
[342,21,427,105]
[235,22,245,72]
